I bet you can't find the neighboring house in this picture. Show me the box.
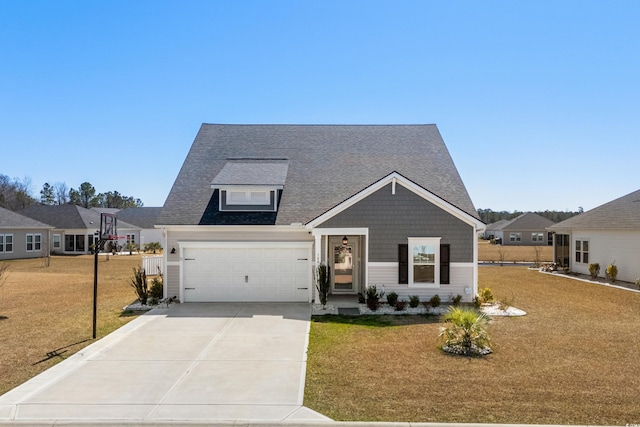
[157,124,485,303]
[18,205,138,254]
[547,189,640,283]
[116,207,163,250]
[486,213,555,246]
[0,207,53,260]
[483,219,509,241]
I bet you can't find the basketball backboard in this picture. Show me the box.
[100,213,117,240]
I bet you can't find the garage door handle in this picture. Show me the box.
[185,287,195,290]
[297,258,308,261]
[297,287,308,290]
[185,258,195,261]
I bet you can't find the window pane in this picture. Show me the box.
[583,252,589,263]
[75,235,85,252]
[414,265,434,283]
[583,241,589,252]
[575,241,581,251]
[576,252,581,263]
[413,245,435,263]
[65,235,74,251]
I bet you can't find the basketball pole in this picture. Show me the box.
[92,241,99,339]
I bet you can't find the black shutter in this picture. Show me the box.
[440,244,450,284]
[398,244,408,284]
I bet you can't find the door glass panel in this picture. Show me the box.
[334,245,353,290]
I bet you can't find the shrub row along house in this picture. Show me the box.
[156,124,486,304]
[548,189,640,284]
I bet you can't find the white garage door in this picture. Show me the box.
[182,244,312,302]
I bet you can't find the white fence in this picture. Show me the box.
[142,256,164,276]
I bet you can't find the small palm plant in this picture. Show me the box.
[439,307,492,356]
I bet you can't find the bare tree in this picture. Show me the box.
[53,182,68,205]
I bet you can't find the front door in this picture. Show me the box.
[330,236,358,294]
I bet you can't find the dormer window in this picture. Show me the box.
[227,190,270,205]
[211,159,288,213]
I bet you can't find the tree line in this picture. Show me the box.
[477,208,583,224]
[0,174,143,211]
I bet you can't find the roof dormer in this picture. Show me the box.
[211,159,288,212]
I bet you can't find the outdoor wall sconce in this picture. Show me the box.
[342,236,348,245]
[170,247,176,254]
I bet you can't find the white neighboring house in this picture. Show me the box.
[19,205,137,255]
[115,207,163,252]
[547,189,640,283]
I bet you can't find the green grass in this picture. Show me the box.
[304,267,640,424]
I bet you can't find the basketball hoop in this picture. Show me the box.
[100,213,118,241]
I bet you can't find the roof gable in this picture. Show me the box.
[158,124,480,226]
[306,172,485,230]
[549,189,640,230]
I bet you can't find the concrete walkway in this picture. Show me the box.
[0,303,331,424]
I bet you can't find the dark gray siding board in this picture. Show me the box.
[317,184,474,262]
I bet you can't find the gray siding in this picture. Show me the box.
[0,229,50,261]
[317,184,474,262]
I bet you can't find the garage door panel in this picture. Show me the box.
[183,245,311,302]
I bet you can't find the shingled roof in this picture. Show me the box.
[117,207,162,229]
[18,205,137,230]
[0,207,52,229]
[158,124,479,226]
[489,213,555,231]
[548,189,640,230]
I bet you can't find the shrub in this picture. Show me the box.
[149,276,163,300]
[450,294,462,306]
[394,300,407,311]
[315,264,330,307]
[606,262,618,282]
[439,307,492,356]
[129,267,148,305]
[472,296,481,309]
[429,294,441,308]
[588,263,600,279]
[409,295,420,308]
[386,291,398,306]
[479,287,494,304]
[143,242,163,254]
[366,285,383,311]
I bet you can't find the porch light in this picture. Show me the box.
[342,236,348,245]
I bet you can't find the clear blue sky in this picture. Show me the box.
[1,0,638,212]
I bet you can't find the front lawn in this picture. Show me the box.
[0,255,143,395]
[304,267,640,424]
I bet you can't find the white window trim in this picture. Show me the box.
[575,239,589,264]
[531,232,544,242]
[509,232,522,242]
[53,234,61,249]
[1,234,14,253]
[408,237,441,288]
[26,233,42,252]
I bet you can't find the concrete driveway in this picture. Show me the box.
[0,303,330,424]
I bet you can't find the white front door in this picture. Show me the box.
[330,236,359,294]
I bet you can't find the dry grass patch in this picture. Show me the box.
[478,240,552,263]
[305,267,640,424]
[0,255,142,395]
